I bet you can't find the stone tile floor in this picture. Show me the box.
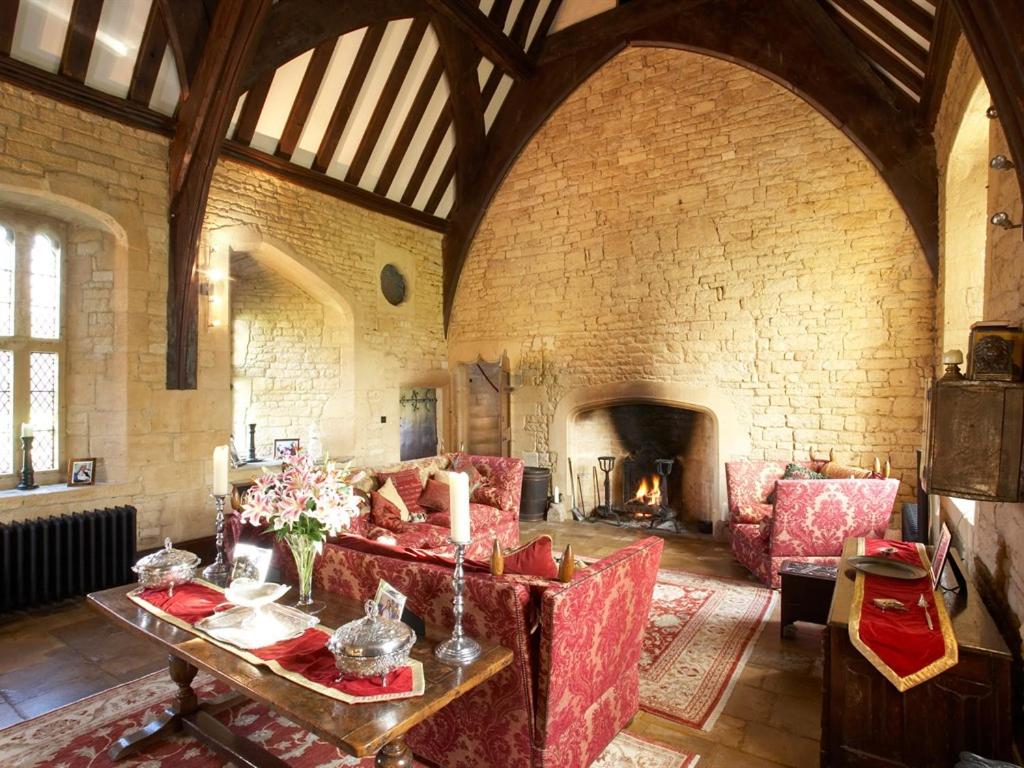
[0,520,823,767]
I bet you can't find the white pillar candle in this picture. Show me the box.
[449,472,471,544]
[553,485,561,504]
[20,423,32,438]
[212,445,230,496]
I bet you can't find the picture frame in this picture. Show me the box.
[967,321,1023,381]
[373,579,407,622]
[67,457,96,486]
[273,438,300,459]
[931,522,952,590]
[230,542,274,583]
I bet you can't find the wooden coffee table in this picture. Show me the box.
[88,586,513,767]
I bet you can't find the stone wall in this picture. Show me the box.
[448,47,934,518]
[935,37,1024,650]
[0,82,447,546]
[230,251,346,458]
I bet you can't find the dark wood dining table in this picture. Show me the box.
[88,585,513,767]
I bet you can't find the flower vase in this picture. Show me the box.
[285,534,325,615]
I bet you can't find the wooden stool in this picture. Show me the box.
[780,560,838,637]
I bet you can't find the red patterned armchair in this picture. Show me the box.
[726,460,898,588]
[315,534,664,768]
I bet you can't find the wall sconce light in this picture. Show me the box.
[198,246,227,327]
[990,211,1023,230]
[990,154,1016,171]
[986,105,999,119]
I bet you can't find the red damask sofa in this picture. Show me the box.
[726,460,899,588]
[227,453,523,563]
[312,534,663,768]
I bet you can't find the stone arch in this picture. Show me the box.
[209,224,359,458]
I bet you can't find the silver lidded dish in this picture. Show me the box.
[327,600,416,685]
[132,538,200,595]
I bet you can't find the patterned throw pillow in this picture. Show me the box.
[767,463,826,504]
[821,461,873,480]
[377,469,423,518]
[376,477,412,521]
[418,477,450,512]
[369,491,407,533]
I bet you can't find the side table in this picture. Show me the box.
[779,560,838,637]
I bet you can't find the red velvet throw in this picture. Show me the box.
[849,539,958,691]
[130,581,422,703]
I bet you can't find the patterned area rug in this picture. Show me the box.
[640,568,777,730]
[0,672,700,768]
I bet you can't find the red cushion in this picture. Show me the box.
[370,491,407,533]
[377,468,424,515]
[418,477,450,512]
[503,535,559,579]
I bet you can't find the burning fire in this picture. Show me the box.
[633,475,661,507]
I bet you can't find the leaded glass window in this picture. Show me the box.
[0,211,64,484]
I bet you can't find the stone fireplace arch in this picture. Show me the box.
[551,381,750,528]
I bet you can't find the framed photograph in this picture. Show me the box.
[273,438,300,459]
[230,542,274,583]
[67,457,96,486]
[931,522,952,590]
[373,579,407,622]
[228,436,245,467]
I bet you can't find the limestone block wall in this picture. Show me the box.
[935,38,1024,649]
[205,162,447,466]
[230,251,346,457]
[448,47,934,515]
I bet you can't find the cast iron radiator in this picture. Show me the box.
[0,506,137,614]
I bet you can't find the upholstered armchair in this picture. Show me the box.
[726,460,899,587]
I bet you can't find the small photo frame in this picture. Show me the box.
[273,438,300,459]
[67,458,96,486]
[931,522,952,590]
[231,542,274,583]
[373,579,407,622]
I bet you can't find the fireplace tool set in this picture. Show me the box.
[569,454,679,530]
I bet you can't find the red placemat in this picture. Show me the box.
[848,539,958,691]
[129,581,423,703]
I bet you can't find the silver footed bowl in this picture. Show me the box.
[132,537,200,595]
[327,600,416,684]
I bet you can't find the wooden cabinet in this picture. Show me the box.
[927,379,1024,501]
[821,542,1013,767]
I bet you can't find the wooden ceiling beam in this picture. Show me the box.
[312,25,385,174]
[872,0,935,40]
[919,0,959,129]
[829,0,928,72]
[373,53,445,196]
[443,0,938,330]
[509,0,541,48]
[167,0,272,389]
[275,39,336,161]
[825,4,925,95]
[232,72,274,145]
[223,141,448,232]
[156,0,211,101]
[424,0,533,80]
[951,0,1024,224]
[128,3,169,106]
[527,0,564,58]
[346,17,430,186]
[0,0,19,56]
[242,0,419,93]
[401,103,452,206]
[59,0,104,82]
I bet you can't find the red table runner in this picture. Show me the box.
[129,581,425,703]
[849,539,958,691]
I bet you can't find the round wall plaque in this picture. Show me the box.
[380,264,407,306]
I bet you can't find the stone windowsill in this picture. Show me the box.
[0,480,137,505]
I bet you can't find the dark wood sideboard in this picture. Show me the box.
[822,541,1013,768]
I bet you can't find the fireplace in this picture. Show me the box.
[572,403,715,530]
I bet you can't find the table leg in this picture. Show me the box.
[375,736,414,768]
[108,654,198,760]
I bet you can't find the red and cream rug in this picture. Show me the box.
[0,672,699,768]
[640,568,776,730]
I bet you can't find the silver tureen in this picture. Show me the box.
[326,601,416,685]
[132,538,200,595]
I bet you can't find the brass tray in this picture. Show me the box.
[849,555,928,580]
[195,602,320,650]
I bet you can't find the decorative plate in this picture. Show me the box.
[849,555,928,580]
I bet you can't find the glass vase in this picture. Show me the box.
[285,534,325,615]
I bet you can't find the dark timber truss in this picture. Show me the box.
[0,0,1022,385]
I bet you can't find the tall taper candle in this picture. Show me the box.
[212,445,230,496]
[449,472,471,543]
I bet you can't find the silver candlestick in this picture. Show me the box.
[435,540,481,664]
[202,493,230,586]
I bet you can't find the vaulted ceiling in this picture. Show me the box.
[1,0,1022,389]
